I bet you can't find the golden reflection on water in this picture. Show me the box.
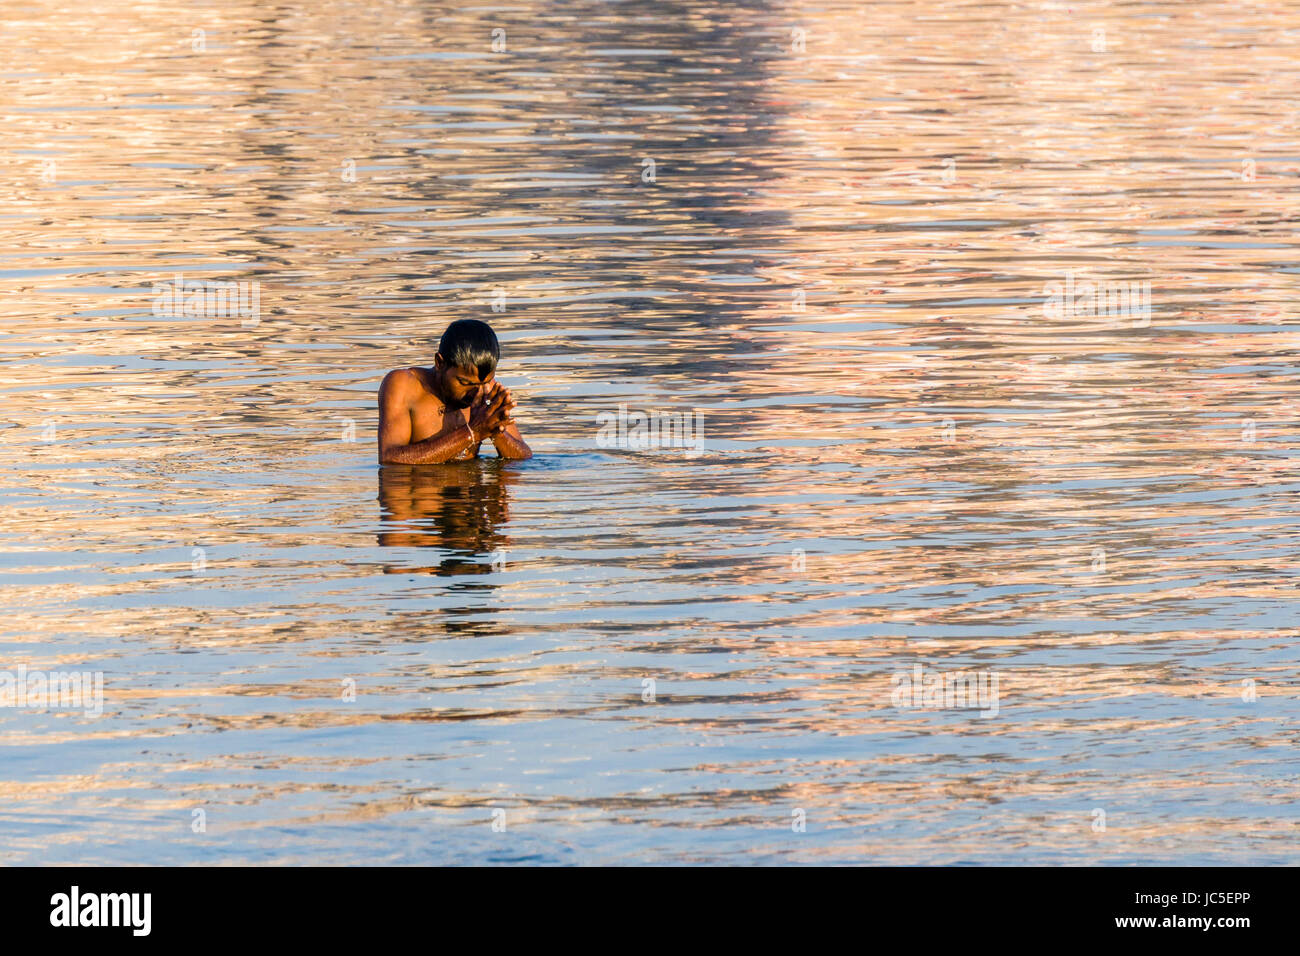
[377,462,515,571]
[1,0,1299,863]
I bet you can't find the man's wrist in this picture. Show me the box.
[464,422,479,444]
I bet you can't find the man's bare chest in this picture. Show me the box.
[409,393,467,441]
[409,390,479,459]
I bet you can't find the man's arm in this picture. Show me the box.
[485,384,532,460]
[489,421,532,460]
[377,369,480,465]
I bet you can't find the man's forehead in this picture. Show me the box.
[452,365,492,382]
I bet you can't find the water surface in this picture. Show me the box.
[2,0,1299,864]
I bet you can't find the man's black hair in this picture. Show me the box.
[438,319,499,379]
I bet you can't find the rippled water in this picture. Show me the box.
[3,0,1299,864]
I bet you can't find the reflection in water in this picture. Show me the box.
[377,460,516,575]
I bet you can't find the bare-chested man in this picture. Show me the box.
[378,319,532,464]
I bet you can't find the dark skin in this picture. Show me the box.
[378,354,532,464]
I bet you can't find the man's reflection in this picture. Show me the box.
[377,460,517,575]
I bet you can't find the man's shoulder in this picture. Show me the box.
[379,367,431,401]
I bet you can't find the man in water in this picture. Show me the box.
[378,319,532,464]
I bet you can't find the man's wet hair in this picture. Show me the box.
[438,319,499,379]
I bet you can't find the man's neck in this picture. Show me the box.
[421,366,450,406]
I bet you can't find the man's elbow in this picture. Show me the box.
[501,442,532,460]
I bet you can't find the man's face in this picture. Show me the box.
[436,356,494,409]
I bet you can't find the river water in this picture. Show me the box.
[2,0,1298,864]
